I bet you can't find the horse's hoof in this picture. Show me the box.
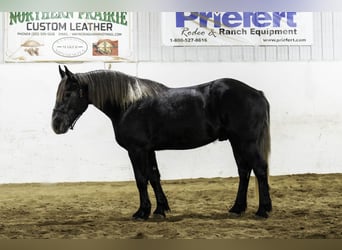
[152,213,166,220]
[229,204,246,215]
[132,216,147,221]
[228,211,244,218]
[255,210,269,219]
[132,214,149,220]
[132,209,150,221]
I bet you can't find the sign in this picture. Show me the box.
[162,12,313,46]
[4,12,133,62]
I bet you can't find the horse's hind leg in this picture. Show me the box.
[229,140,272,218]
[229,140,252,215]
[148,151,170,218]
[128,149,151,220]
[253,155,272,218]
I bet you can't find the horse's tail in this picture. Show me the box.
[260,96,271,167]
[255,93,271,197]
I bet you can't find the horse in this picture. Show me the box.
[52,66,272,219]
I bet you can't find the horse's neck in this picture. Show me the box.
[85,73,168,122]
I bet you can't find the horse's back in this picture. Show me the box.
[209,78,265,100]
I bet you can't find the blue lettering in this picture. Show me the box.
[213,12,221,27]
[175,12,298,28]
[222,12,242,28]
[199,12,212,27]
[286,12,297,27]
[176,12,197,27]
[272,12,286,27]
[242,12,253,27]
[253,12,272,27]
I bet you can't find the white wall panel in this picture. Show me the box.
[136,12,151,61]
[254,46,266,61]
[184,47,198,61]
[265,47,277,61]
[289,46,300,61]
[242,46,254,61]
[321,12,334,60]
[218,47,232,61]
[333,12,342,59]
[1,61,342,183]
[299,46,312,61]
[149,12,162,61]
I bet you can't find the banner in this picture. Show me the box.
[162,12,313,46]
[4,12,133,62]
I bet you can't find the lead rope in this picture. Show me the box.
[69,114,81,130]
[69,87,84,130]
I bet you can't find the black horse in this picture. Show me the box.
[52,66,272,219]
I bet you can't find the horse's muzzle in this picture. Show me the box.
[52,115,69,134]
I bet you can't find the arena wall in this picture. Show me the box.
[0,61,341,183]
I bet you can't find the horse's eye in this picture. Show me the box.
[64,92,72,98]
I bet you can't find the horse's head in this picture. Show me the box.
[52,66,89,134]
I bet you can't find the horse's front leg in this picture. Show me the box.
[128,149,151,220]
[148,151,170,218]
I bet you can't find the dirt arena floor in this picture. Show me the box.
[0,173,340,239]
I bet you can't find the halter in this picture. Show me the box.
[53,86,85,130]
[53,107,81,130]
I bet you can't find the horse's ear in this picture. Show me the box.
[59,65,65,78]
[64,66,78,84]
[64,66,74,78]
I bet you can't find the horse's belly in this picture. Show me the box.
[152,122,218,150]
[155,137,217,150]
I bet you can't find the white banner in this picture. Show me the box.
[162,12,313,46]
[5,12,133,62]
